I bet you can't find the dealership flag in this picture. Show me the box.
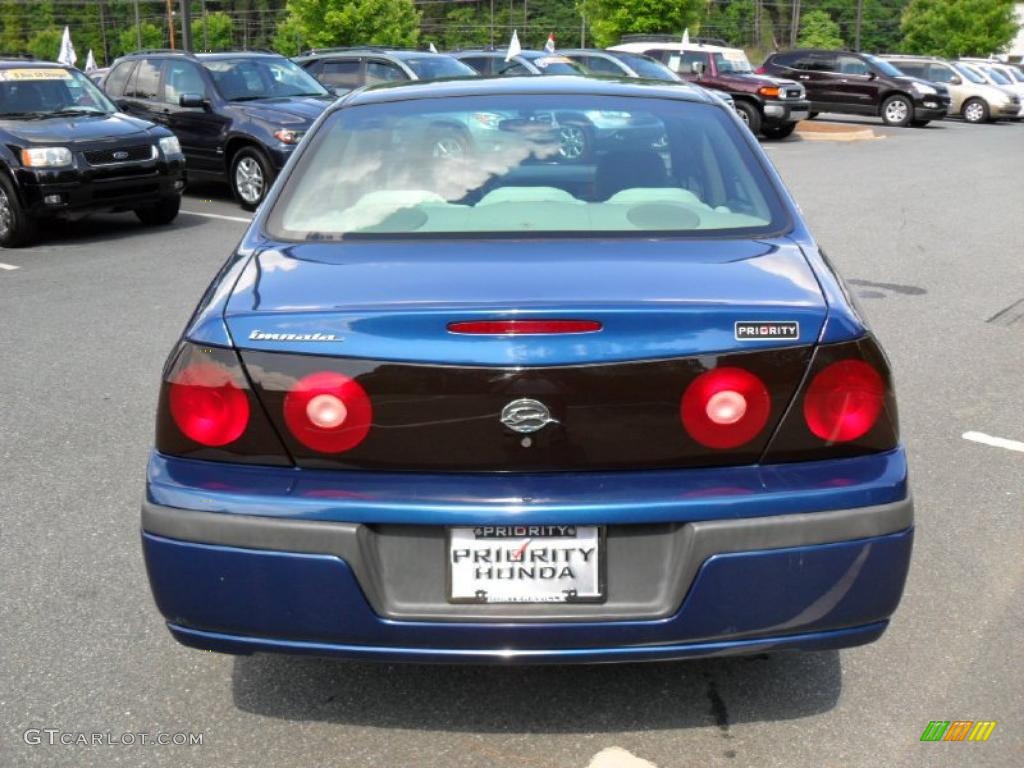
[57,26,77,67]
[84,50,97,73]
[505,30,522,62]
[429,42,438,53]
[681,28,690,46]
[544,33,556,53]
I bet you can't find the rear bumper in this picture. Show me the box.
[142,450,913,663]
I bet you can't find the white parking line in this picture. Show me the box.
[0,262,19,270]
[180,209,252,224]
[962,431,1024,454]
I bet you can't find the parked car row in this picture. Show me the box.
[0,41,1018,242]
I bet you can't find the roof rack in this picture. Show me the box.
[299,46,419,56]
[0,51,37,60]
[128,48,197,57]
[618,34,732,47]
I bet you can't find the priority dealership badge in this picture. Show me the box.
[735,320,800,341]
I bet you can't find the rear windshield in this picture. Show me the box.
[0,67,115,117]
[403,56,478,80]
[266,94,787,240]
[526,56,586,75]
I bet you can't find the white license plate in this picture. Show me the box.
[448,525,604,603]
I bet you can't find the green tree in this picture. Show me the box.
[117,21,164,56]
[583,0,703,48]
[27,27,61,61]
[282,0,420,49]
[272,14,305,55]
[0,0,25,53]
[797,9,843,48]
[193,11,235,51]
[703,0,756,47]
[901,0,1018,57]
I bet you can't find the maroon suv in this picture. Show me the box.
[610,41,810,139]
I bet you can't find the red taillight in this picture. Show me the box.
[283,371,372,453]
[681,367,771,449]
[755,65,766,74]
[447,319,602,335]
[169,362,250,447]
[802,360,884,443]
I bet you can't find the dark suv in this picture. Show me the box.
[293,48,477,93]
[760,49,951,127]
[0,59,184,247]
[103,50,331,209]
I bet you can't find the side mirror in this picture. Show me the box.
[179,92,209,110]
[690,61,706,75]
[867,70,877,80]
[949,75,962,85]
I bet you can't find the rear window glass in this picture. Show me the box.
[266,94,787,240]
[403,56,477,80]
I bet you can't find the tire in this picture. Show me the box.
[427,127,470,160]
[135,195,181,226]
[881,95,913,127]
[734,100,762,135]
[961,98,989,124]
[806,111,819,120]
[0,173,37,248]
[761,122,797,140]
[230,146,274,211]
[556,122,592,163]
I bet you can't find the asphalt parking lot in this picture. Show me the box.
[1,115,1022,768]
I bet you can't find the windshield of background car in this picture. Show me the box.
[403,57,478,80]
[863,55,903,77]
[981,66,1011,85]
[713,51,753,74]
[616,54,680,81]
[0,67,116,116]
[266,94,787,240]
[527,56,586,75]
[203,57,327,100]
[953,63,986,84]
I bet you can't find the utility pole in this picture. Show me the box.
[754,0,761,50]
[789,0,801,48]
[580,11,585,48]
[854,0,863,51]
[165,0,176,50]
[201,0,208,51]
[180,0,192,52]
[133,0,141,50]
[490,0,495,47]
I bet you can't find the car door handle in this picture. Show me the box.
[799,75,810,80]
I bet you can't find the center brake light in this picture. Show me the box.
[448,319,602,335]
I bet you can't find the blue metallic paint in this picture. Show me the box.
[147,448,908,525]
[143,528,911,661]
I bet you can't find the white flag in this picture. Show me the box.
[544,33,556,53]
[505,30,522,62]
[58,26,77,67]
[84,49,97,73]
[429,42,438,53]
[681,28,690,46]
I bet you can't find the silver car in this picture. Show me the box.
[883,55,1019,123]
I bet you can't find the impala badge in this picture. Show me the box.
[501,398,556,434]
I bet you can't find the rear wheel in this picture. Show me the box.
[0,174,36,248]
[556,122,591,162]
[881,95,913,127]
[734,101,762,135]
[962,98,989,124]
[230,146,274,211]
[135,195,180,226]
[761,122,797,140]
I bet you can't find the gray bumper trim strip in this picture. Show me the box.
[142,497,912,622]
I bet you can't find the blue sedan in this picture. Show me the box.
[142,77,912,664]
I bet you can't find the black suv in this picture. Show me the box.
[293,48,477,93]
[760,49,950,127]
[103,50,331,209]
[0,59,184,247]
